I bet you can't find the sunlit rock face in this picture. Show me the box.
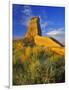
[25,16,42,39]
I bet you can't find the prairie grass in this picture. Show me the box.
[13,44,65,85]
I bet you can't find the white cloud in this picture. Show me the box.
[41,22,48,28]
[21,5,33,26]
[46,28,65,45]
[41,22,48,33]
[22,6,32,16]
[47,28,64,36]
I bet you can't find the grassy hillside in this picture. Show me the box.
[13,39,65,85]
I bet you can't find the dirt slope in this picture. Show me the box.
[35,35,64,56]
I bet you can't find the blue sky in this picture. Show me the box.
[13,4,65,45]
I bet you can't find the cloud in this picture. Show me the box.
[46,28,65,45]
[40,18,55,35]
[41,22,48,32]
[41,22,48,28]
[22,6,32,16]
[21,5,33,26]
[40,17,48,33]
[47,28,64,36]
[38,11,48,33]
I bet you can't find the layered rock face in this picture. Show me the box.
[25,17,42,39]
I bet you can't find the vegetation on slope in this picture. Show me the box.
[13,40,65,85]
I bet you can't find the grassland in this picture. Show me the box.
[13,39,65,85]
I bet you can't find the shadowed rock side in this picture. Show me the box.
[24,16,64,55]
[50,37,64,47]
[35,35,64,55]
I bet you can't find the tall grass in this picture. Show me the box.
[13,46,65,85]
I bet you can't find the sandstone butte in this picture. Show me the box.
[25,16,64,56]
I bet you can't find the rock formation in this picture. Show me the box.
[25,16,42,39]
[24,16,64,55]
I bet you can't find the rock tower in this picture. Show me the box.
[25,16,42,39]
